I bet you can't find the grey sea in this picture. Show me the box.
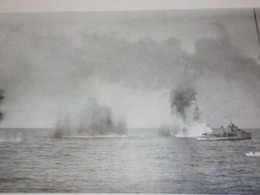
[0,128,260,193]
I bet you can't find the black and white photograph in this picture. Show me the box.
[0,1,260,193]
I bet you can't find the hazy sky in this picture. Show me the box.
[0,8,260,128]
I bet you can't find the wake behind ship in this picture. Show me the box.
[196,123,251,141]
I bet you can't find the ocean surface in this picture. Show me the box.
[0,128,260,193]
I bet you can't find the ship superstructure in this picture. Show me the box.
[196,123,251,141]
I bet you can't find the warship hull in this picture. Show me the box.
[196,134,251,141]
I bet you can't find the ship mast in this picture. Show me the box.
[225,115,232,125]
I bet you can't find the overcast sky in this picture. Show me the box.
[0,8,260,128]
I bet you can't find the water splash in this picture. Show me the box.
[170,82,212,137]
[78,100,126,136]
[53,100,126,138]
[171,83,200,124]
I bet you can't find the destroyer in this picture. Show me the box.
[196,123,251,141]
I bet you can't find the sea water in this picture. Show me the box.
[0,128,260,193]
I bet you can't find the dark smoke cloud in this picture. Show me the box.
[1,11,260,128]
